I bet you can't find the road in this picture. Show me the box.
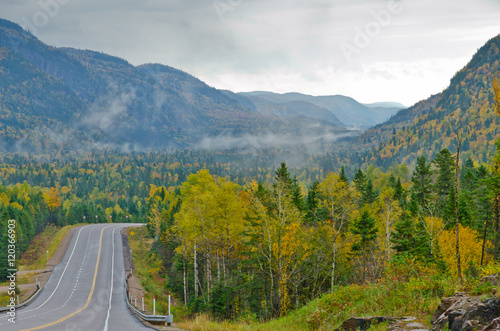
[0,223,155,331]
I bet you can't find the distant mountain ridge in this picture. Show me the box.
[239,91,402,128]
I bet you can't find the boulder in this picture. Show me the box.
[484,317,500,330]
[431,293,500,331]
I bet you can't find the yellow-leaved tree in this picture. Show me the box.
[317,172,358,291]
[174,169,245,303]
[44,187,61,224]
[438,224,492,274]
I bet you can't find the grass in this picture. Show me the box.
[128,229,462,331]
[128,226,188,319]
[176,262,458,331]
[19,223,84,271]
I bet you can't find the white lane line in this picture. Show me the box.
[32,225,89,311]
[103,226,118,331]
[0,225,89,321]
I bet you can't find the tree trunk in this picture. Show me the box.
[194,243,198,298]
[481,220,488,266]
[183,252,187,304]
[217,251,221,284]
[455,136,462,284]
[331,244,336,292]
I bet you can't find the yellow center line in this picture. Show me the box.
[21,225,114,331]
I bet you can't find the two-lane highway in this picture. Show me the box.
[0,223,153,331]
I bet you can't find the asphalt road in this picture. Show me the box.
[0,223,155,331]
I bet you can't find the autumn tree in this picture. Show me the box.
[318,172,357,291]
[438,224,492,274]
[44,187,61,224]
[375,187,402,262]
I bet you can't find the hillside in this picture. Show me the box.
[356,33,500,167]
[0,18,350,153]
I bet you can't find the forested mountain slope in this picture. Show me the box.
[357,34,500,167]
[0,18,349,154]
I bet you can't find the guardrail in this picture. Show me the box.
[124,274,172,326]
[0,284,41,312]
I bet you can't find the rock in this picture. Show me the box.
[335,316,394,331]
[484,317,500,330]
[481,275,500,286]
[431,293,500,331]
[430,293,468,327]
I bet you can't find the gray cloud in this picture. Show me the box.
[1,0,500,105]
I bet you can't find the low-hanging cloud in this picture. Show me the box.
[197,130,359,153]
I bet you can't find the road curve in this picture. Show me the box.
[0,223,154,331]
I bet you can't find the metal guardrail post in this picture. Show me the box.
[124,273,169,325]
[0,284,42,312]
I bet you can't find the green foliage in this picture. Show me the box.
[351,210,377,252]
[411,155,433,207]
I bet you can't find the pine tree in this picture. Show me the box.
[433,149,455,214]
[353,169,367,193]
[387,174,397,190]
[411,155,433,207]
[340,166,349,185]
[364,179,378,204]
[351,210,378,283]
[351,210,378,252]
[444,186,457,228]
[390,213,416,254]
[394,178,405,206]
[305,181,320,224]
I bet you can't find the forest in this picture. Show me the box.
[0,82,499,324]
[0,142,497,320]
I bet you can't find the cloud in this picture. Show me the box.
[1,0,499,106]
[84,86,136,131]
[197,130,358,154]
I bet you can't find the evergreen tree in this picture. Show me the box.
[364,179,378,204]
[351,210,378,283]
[443,186,457,228]
[390,213,416,254]
[351,210,378,252]
[387,174,397,190]
[458,191,473,228]
[433,149,455,214]
[353,168,367,193]
[394,177,405,206]
[291,175,304,212]
[305,181,320,224]
[411,155,433,207]
[340,166,349,185]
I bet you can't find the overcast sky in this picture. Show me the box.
[2,0,500,106]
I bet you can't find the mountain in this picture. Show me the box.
[221,91,345,126]
[0,18,349,153]
[355,33,500,167]
[239,91,402,128]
